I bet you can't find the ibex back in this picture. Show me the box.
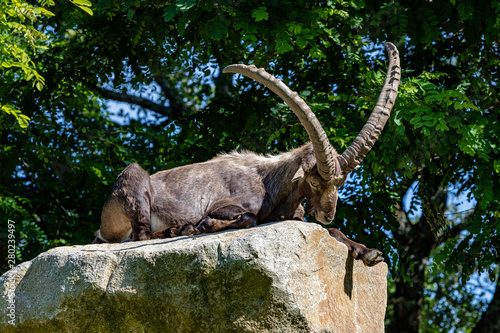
[94,43,401,266]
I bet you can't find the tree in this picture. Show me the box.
[0,0,498,331]
[1,0,54,273]
[358,1,500,331]
[0,0,53,128]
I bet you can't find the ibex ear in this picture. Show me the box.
[292,167,305,182]
[293,144,318,182]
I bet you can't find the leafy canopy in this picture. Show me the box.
[1,0,499,331]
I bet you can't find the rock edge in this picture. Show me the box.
[0,221,387,332]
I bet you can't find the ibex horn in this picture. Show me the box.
[337,42,401,175]
[223,64,337,182]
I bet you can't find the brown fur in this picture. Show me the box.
[96,143,383,265]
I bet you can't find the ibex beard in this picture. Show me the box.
[94,42,401,267]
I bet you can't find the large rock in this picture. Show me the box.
[0,221,387,332]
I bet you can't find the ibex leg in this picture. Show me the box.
[327,228,384,266]
[149,223,199,239]
[148,216,253,239]
[99,163,153,242]
[196,212,257,234]
[149,199,258,238]
[196,199,258,234]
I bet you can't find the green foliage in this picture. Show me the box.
[1,104,30,128]
[251,7,268,22]
[0,0,94,129]
[71,0,94,16]
[1,0,499,331]
[421,253,498,332]
[0,0,52,128]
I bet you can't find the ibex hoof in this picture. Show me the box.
[237,213,257,228]
[196,218,214,233]
[350,244,384,266]
[358,248,384,266]
[178,224,200,236]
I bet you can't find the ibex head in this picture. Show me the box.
[224,42,401,224]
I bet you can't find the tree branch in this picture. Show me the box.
[436,207,476,244]
[393,200,411,243]
[153,74,188,120]
[149,57,190,122]
[96,86,176,119]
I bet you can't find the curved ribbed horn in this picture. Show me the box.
[337,42,401,174]
[223,64,336,181]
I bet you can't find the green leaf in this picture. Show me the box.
[251,7,269,22]
[176,0,197,12]
[1,104,31,128]
[287,22,302,35]
[242,34,257,42]
[397,125,405,136]
[78,6,93,15]
[420,82,435,90]
[163,6,177,22]
[295,37,308,49]
[72,0,92,6]
[277,41,294,54]
[439,123,449,131]
[38,8,55,17]
[70,0,93,15]
[17,114,30,128]
[209,19,228,39]
[494,160,500,174]
[410,116,421,124]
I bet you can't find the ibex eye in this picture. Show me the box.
[310,180,319,188]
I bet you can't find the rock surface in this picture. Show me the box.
[0,221,387,332]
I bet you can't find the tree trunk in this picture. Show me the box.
[472,270,500,333]
[387,216,435,333]
[387,172,447,333]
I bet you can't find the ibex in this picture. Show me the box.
[94,43,400,266]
